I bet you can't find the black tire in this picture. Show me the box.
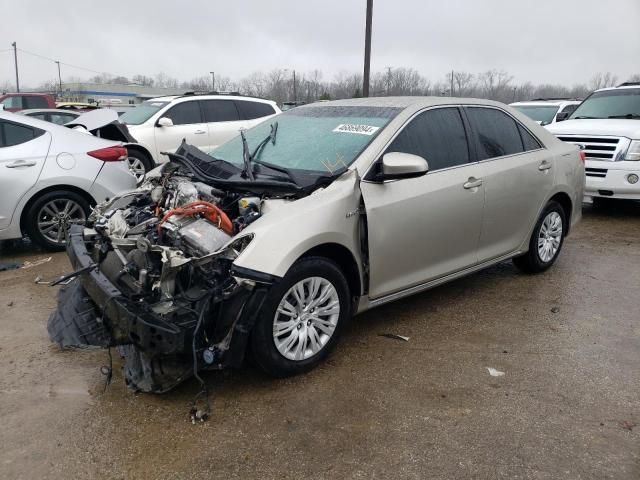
[513,200,567,274]
[126,150,153,183]
[24,190,91,251]
[250,256,352,377]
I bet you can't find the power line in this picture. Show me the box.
[16,47,132,79]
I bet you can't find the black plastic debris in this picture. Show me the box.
[0,262,21,272]
[47,279,112,348]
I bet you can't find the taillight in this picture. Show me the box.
[579,151,586,163]
[87,146,127,162]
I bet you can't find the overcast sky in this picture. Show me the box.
[1,0,639,88]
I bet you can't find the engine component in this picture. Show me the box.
[159,201,234,235]
[179,218,232,256]
[238,196,261,216]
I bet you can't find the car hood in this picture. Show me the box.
[546,119,640,139]
[65,108,137,143]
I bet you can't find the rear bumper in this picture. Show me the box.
[585,160,640,200]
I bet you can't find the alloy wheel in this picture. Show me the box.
[37,198,86,245]
[537,211,563,262]
[273,277,340,361]
[127,156,146,182]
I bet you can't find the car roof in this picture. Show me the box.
[510,101,580,107]
[146,94,277,105]
[297,96,510,111]
[595,84,640,93]
[19,108,81,115]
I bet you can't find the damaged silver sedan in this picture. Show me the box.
[48,97,584,393]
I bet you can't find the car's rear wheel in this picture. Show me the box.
[126,150,152,183]
[513,200,566,273]
[25,190,91,251]
[250,257,351,377]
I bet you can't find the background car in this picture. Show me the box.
[510,98,582,125]
[547,82,640,202]
[0,111,137,249]
[55,101,101,112]
[19,108,80,125]
[118,92,281,172]
[0,93,56,112]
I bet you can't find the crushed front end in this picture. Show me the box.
[47,146,303,393]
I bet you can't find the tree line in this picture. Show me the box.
[9,68,640,105]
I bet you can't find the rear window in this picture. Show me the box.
[0,121,45,147]
[235,100,276,120]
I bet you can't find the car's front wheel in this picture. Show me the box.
[250,257,352,377]
[513,200,566,273]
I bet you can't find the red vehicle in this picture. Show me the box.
[0,93,56,112]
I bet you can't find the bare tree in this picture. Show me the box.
[452,71,475,97]
[478,69,514,102]
[589,72,618,90]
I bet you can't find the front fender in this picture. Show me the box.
[233,170,363,279]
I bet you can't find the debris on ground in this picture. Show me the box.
[378,333,410,342]
[0,262,21,272]
[551,307,560,313]
[487,367,505,377]
[7,301,13,307]
[21,257,52,269]
[619,420,637,431]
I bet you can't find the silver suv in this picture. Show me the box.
[49,97,584,392]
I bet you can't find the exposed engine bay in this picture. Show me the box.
[47,142,333,393]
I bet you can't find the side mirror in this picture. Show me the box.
[157,117,173,127]
[376,152,429,181]
[555,112,569,122]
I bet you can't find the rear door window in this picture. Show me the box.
[235,101,276,120]
[0,121,45,147]
[386,107,470,171]
[24,96,48,109]
[465,107,524,160]
[201,100,240,122]
[164,101,203,125]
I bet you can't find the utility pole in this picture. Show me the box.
[292,70,297,102]
[450,70,454,97]
[55,61,62,94]
[362,0,373,97]
[11,42,19,92]
[385,66,392,95]
[210,71,215,91]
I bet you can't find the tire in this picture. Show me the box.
[513,200,566,274]
[25,190,91,251]
[126,150,153,183]
[250,256,352,377]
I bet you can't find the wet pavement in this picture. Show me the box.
[0,202,638,479]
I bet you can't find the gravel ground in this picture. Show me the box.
[0,201,638,480]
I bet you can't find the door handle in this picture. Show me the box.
[463,177,483,189]
[6,160,37,168]
[538,161,552,171]
[194,130,207,135]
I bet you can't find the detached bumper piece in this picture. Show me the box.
[47,226,272,393]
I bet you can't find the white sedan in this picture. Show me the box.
[0,111,137,250]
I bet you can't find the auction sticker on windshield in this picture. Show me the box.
[333,124,380,135]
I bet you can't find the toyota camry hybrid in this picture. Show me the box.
[48,97,584,393]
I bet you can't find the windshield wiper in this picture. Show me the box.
[608,114,640,119]
[240,129,255,181]
[573,116,600,119]
[251,122,278,161]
